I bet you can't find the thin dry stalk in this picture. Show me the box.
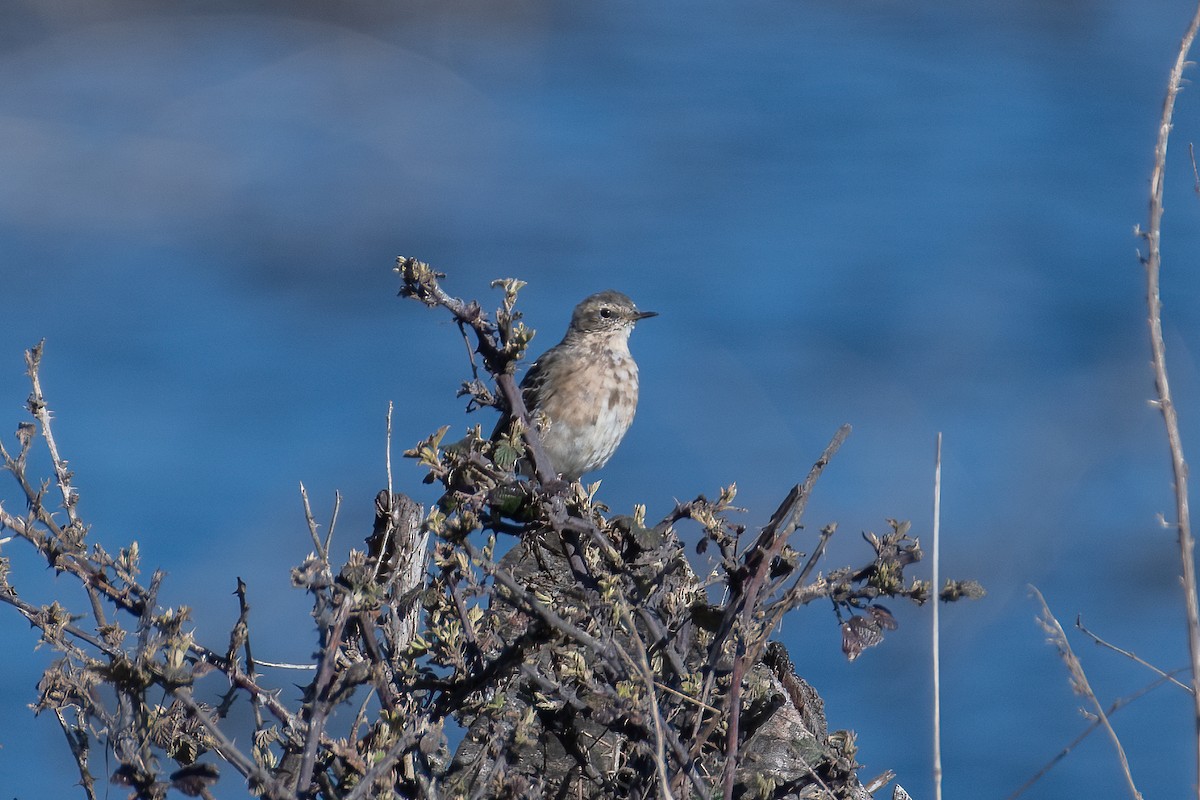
[1031,586,1142,800]
[387,400,395,498]
[324,490,340,559]
[25,342,80,527]
[931,432,943,800]
[1140,3,1200,790]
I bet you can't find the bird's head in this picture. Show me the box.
[567,290,658,339]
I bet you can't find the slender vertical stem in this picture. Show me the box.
[931,433,943,800]
[1143,5,1200,794]
[386,400,394,499]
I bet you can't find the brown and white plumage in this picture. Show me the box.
[498,290,656,480]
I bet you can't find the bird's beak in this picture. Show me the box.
[634,310,659,321]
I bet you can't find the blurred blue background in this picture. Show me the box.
[2,0,1200,797]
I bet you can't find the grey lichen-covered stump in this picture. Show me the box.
[737,652,870,800]
[440,518,871,799]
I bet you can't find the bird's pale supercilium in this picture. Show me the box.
[506,290,656,481]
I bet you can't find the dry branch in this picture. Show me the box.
[1138,3,1200,790]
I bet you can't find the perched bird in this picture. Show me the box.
[498,291,656,481]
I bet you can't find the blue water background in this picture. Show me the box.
[2,1,1199,797]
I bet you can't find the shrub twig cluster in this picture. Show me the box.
[0,266,982,799]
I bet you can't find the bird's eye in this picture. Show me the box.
[599,308,613,319]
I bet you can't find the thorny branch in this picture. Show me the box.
[396,256,560,488]
[392,264,978,798]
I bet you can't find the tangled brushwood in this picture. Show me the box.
[0,260,982,800]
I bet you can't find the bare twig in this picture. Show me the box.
[298,483,326,563]
[719,425,851,800]
[53,708,98,800]
[1189,142,1200,197]
[325,491,340,562]
[171,686,291,800]
[229,578,266,730]
[353,612,400,713]
[1076,616,1194,694]
[653,681,720,715]
[760,522,837,646]
[395,257,560,487]
[296,594,354,795]
[1139,4,1200,789]
[0,582,123,660]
